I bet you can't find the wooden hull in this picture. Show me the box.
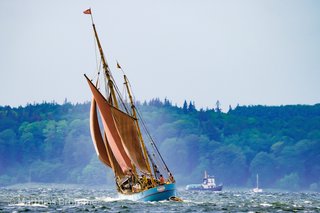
[118,183,177,201]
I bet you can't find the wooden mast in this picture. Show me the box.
[122,71,156,186]
[89,11,119,109]
[86,9,160,190]
[87,11,147,187]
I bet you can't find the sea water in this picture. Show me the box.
[0,184,319,212]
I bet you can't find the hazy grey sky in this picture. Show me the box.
[1,0,319,110]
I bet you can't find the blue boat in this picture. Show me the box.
[118,183,177,201]
[83,8,179,202]
[186,171,223,191]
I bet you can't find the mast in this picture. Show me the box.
[256,174,259,188]
[123,73,156,186]
[85,9,169,189]
[89,11,119,108]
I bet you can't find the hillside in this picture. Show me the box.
[0,100,319,191]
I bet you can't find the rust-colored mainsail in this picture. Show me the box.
[111,107,149,173]
[86,75,150,174]
[103,133,126,178]
[90,97,111,167]
[85,75,132,173]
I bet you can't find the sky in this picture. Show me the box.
[1,0,320,110]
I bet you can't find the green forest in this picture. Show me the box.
[0,100,319,191]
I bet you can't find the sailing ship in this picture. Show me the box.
[186,171,223,191]
[83,9,178,201]
[252,174,263,193]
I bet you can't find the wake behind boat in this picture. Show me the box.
[83,8,178,201]
[186,171,223,191]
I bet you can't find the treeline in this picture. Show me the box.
[0,100,319,191]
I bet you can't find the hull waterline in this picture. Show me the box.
[118,183,177,201]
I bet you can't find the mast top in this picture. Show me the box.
[83,8,94,24]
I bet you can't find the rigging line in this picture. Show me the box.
[115,62,140,115]
[93,30,99,73]
[96,62,103,90]
[136,108,171,174]
[103,68,109,97]
[114,62,169,175]
[122,82,128,108]
[116,63,132,114]
[90,32,103,92]
[90,63,101,88]
[147,136,167,175]
[150,150,166,175]
[107,66,130,114]
[110,73,130,114]
[94,58,105,95]
[126,77,136,104]
[96,59,108,95]
[118,63,129,109]
[147,145,167,178]
[93,59,101,83]
[119,70,170,173]
[146,148,162,176]
[98,57,102,74]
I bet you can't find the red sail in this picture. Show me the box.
[110,107,149,173]
[85,75,132,173]
[103,132,126,178]
[89,97,111,167]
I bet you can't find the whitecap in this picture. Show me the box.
[29,203,48,208]
[9,202,48,208]
[260,203,272,207]
[95,196,122,202]
[74,198,92,205]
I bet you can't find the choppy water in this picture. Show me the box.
[0,184,319,212]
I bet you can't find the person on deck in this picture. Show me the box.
[159,174,165,185]
[153,165,161,179]
[168,172,175,183]
[141,174,148,189]
[127,169,134,190]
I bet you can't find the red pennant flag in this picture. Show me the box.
[83,8,91,15]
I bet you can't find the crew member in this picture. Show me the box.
[159,174,165,185]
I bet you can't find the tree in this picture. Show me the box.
[0,129,18,173]
[250,152,278,187]
[215,100,221,113]
[43,120,67,160]
[276,172,300,191]
[188,101,196,112]
[208,145,247,185]
[182,100,188,113]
